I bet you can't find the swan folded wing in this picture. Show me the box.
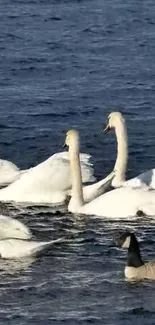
[0,152,95,204]
[124,174,152,189]
[51,152,93,164]
[9,152,95,191]
[0,152,94,188]
[50,152,95,183]
[11,157,94,192]
[135,169,155,189]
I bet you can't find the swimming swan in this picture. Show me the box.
[0,214,31,239]
[0,159,22,187]
[104,111,155,189]
[0,215,63,259]
[0,237,62,259]
[66,130,155,218]
[115,231,155,280]
[0,152,96,204]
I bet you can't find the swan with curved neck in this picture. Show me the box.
[104,112,128,187]
[66,130,84,211]
[66,129,155,219]
[66,130,114,211]
[104,111,154,189]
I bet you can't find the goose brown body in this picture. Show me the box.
[125,261,155,280]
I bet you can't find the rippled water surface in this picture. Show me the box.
[0,0,155,324]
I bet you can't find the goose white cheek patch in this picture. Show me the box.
[122,236,131,248]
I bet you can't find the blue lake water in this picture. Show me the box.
[0,0,155,324]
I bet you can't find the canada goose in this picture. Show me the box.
[104,111,153,189]
[115,231,155,280]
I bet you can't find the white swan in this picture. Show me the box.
[0,159,22,187]
[0,215,31,239]
[104,111,154,189]
[0,237,62,259]
[0,214,63,259]
[66,130,155,219]
[0,152,96,204]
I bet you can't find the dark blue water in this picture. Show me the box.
[0,0,155,324]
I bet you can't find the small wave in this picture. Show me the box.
[45,16,61,22]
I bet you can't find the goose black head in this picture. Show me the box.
[115,231,144,268]
[115,231,136,249]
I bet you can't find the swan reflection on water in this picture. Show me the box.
[0,257,36,275]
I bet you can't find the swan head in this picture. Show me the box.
[65,130,80,151]
[104,112,125,133]
[0,215,32,240]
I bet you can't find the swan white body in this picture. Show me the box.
[0,152,95,204]
[104,112,155,189]
[66,130,155,219]
[0,237,62,259]
[79,187,155,219]
[0,159,22,187]
[0,215,32,239]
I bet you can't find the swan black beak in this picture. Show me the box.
[103,123,111,134]
[62,143,68,149]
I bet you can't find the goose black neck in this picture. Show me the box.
[127,234,144,267]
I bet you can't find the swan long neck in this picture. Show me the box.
[69,144,84,209]
[114,119,128,185]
